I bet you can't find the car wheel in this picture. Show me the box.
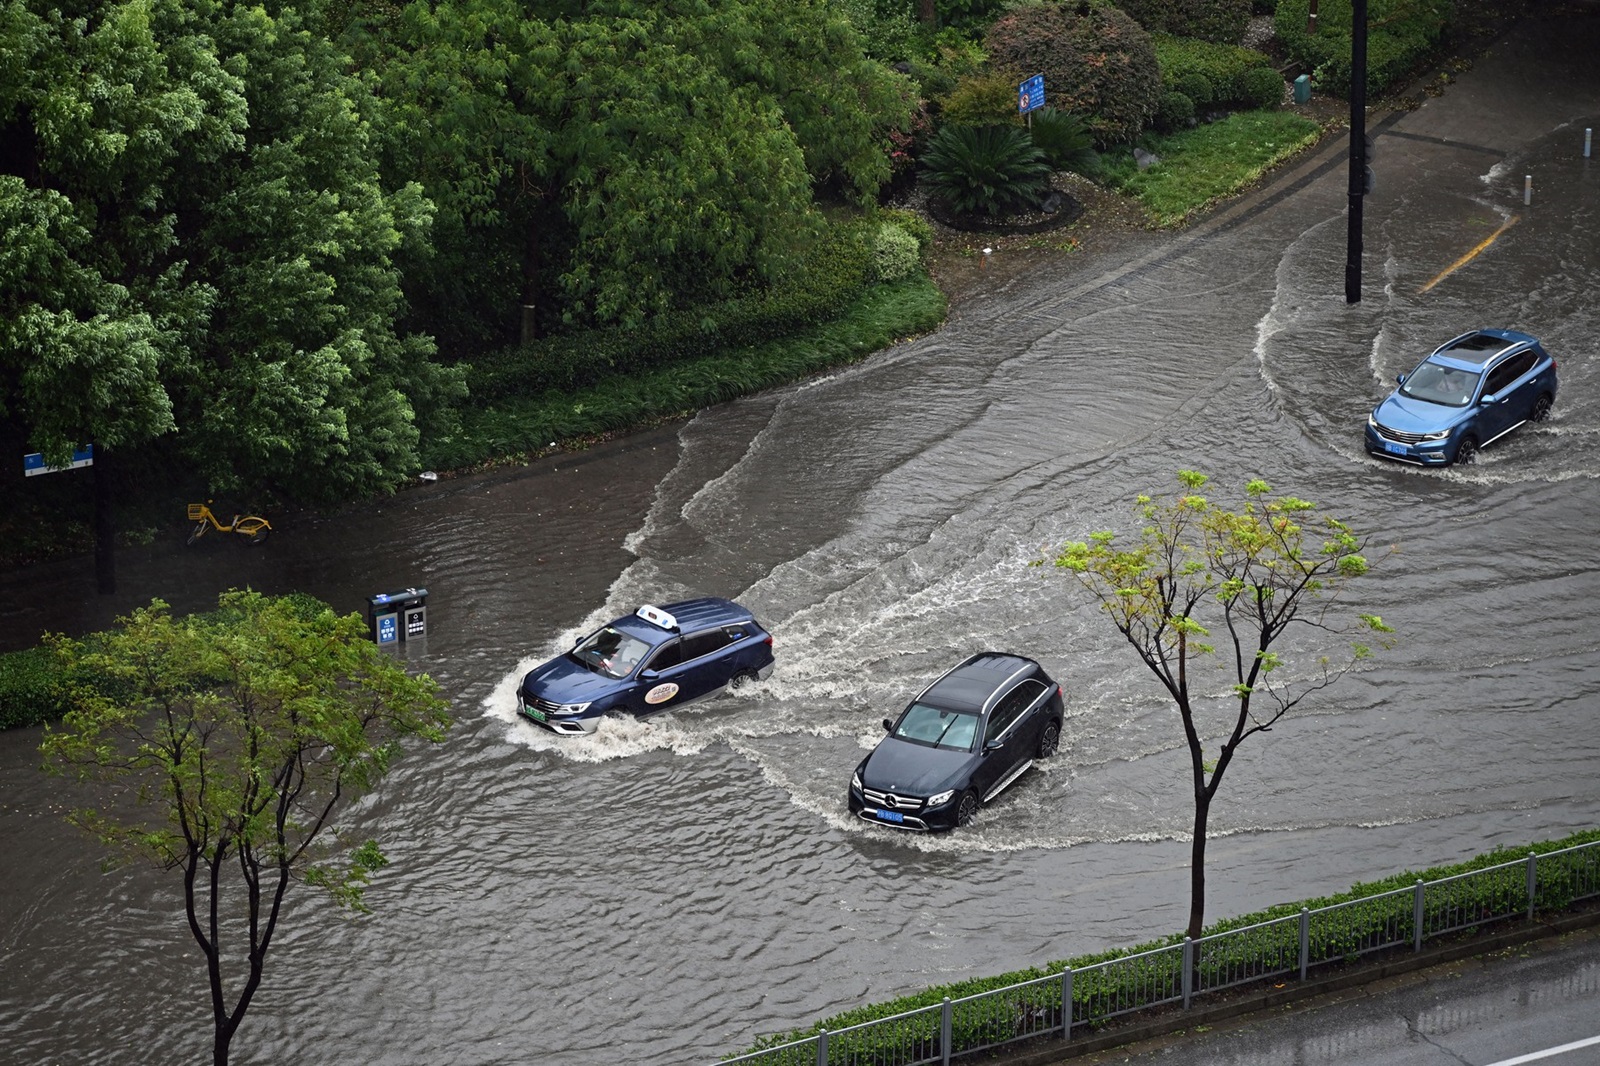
[1453,437,1479,466]
[1531,394,1554,422]
[726,669,756,692]
[955,790,980,828]
[1037,720,1061,759]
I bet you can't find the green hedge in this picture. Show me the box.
[1153,33,1279,108]
[731,827,1600,1060]
[1273,0,1454,97]
[0,647,71,730]
[463,227,875,404]
[426,275,948,472]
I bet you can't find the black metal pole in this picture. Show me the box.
[1345,0,1368,303]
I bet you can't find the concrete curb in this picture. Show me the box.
[991,903,1600,1065]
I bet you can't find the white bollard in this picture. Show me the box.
[1586,128,1593,158]
[1524,175,1532,205]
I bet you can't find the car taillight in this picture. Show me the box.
[764,635,773,646]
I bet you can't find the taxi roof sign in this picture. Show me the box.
[636,604,678,630]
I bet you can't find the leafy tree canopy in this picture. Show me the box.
[41,589,450,1066]
[363,0,911,339]
[1047,471,1395,938]
[0,0,463,500]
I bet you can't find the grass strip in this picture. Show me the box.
[1103,110,1326,227]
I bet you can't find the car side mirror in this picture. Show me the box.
[1396,372,1407,385]
[640,669,660,683]
[984,738,1002,753]
[1480,392,1498,404]
[882,718,894,733]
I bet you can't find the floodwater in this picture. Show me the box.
[2,14,1599,1066]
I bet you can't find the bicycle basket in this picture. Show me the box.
[187,504,206,521]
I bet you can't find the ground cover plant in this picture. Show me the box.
[1099,110,1324,226]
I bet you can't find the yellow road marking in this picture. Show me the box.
[1420,215,1519,293]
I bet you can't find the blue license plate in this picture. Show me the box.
[1383,441,1408,456]
[875,809,905,824]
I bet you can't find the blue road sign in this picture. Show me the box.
[1018,74,1045,115]
[23,444,94,476]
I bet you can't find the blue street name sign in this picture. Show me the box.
[1018,73,1045,115]
[23,445,94,477]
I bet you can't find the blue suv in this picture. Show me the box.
[1365,329,1558,466]
[518,598,774,735]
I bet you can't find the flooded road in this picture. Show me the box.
[3,13,1599,1066]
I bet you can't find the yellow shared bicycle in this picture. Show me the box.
[186,501,272,546]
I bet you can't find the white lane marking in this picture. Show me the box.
[1484,1034,1600,1065]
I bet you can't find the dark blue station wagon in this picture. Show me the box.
[518,598,775,735]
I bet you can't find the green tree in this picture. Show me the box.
[1047,472,1394,939]
[361,0,910,344]
[172,2,461,500]
[41,591,451,1066]
[0,0,246,466]
[0,0,463,504]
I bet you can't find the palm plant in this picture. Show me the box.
[920,124,1052,218]
[1027,107,1103,176]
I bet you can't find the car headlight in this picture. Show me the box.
[927,789,956,807]
[851,771,863,793]
[542,701,591,716]
[1367,414,1379,430]
[1418,428,1452,441]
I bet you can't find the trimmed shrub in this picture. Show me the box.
[1274,0,1454,98]
[1027,106,1103,175]
[0,647,68,730]
[1173,71,1216,108]
[920,124,1053,218]
[1238,66,1286,108]
[936,69,1026,127]
[1155,90,1196,131]
[1154,32,1276,107]
[984,1,1162,146]
[1117,0,1252,45]
[878,208,935,256]
[870,222,922,282]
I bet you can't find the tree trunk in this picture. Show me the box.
[520,214,541,344]
[92,442,114,595]
[1188,791,1210,941]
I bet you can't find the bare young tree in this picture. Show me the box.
[1048,471,1394,939]
[42,591,450,1066]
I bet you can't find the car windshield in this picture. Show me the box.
[1400,360,1480,407]
[569,627,651,680]
[892,702,979,752]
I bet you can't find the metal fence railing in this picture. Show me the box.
[714,840,1600,1066]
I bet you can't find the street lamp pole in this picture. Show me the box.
[1345,0,1368,303]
